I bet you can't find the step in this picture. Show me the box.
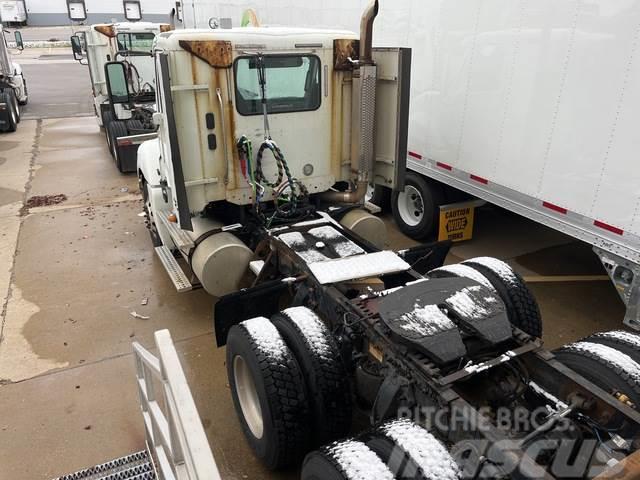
[157,211,194,251]
[155,245,193,293]
[53,450,156,480]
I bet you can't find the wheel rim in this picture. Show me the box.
[233,355,264,439]
[397,185,425,227]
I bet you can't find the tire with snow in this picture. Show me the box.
[361,419,460,480]
[301,440,395,480]
[428,263,496,291]
[555,341,640,431]
[271,307,352,446]
[462,257,542,337]
[392,172,444,240]
[226,317,310,469]
[584,330,640,365]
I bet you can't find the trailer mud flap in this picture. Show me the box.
[214,279,289,347]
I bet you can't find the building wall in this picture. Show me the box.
[23,0,174,26]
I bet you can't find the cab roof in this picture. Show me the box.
[157,27,358,51]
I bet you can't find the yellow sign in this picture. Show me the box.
[438,201,476,242]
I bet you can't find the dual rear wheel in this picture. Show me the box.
[226,308,352,470]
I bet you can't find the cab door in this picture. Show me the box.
[372,47,411,192]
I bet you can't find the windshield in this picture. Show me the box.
[234,55,321,116]
[116,32,155,53]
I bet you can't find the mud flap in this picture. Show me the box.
[213,279,289,347]
[398,240,451,275]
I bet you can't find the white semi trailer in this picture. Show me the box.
[0,23,27,132]
[172,0,640,331]
[70,22,170,172]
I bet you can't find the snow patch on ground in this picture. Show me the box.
[398,304,455,337]
[380,419,459,480]
[563,341,640,383]
[327,440,394,480]
[431,264,495,291]
[309,251,410,284]
[283,307,332,356]
[241,317,287,360]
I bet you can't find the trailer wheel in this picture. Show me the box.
[107,121,128,172]
[1,91,18,133]
[227,317,310,469]
[392,172,444,239]
[301,440,395,480]
[366,184,391,211]
[462,257,542,337]
[272,307,352,446]
[584,330,640,364]
[555,341,640,423]
[139,177,162,247]
[361,419,460,480]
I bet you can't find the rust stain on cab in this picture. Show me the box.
[334,39,359,71]
[94,24,116,38]
[179,40,233,68]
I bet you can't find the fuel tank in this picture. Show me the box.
[188,218,252,297]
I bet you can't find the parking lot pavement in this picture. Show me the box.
[16,26,74,42]
[0,120,628,478]
[17,48,94,120]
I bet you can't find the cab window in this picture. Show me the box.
[116,32,155,53]
[234,55,321,116]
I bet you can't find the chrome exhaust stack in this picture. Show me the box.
[322,0,380,204]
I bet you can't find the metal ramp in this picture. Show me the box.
[53,330,221,480]
[52,450,155,480]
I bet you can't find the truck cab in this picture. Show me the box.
[71,22,171,172]
[0,24,27,133]
[137,16,411,297]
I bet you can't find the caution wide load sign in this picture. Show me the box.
[438,201,477,242]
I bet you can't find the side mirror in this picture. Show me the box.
[14,32,24,51]
[105,62,130,105]
[70,35,84,61]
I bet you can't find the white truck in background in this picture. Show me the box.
[173,0,640,331]
[0,23,26,132]
[70,22,170,172]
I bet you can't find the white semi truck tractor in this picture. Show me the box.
[0,24,27,133]
[70,22,171,172]
[133,4,409,297]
